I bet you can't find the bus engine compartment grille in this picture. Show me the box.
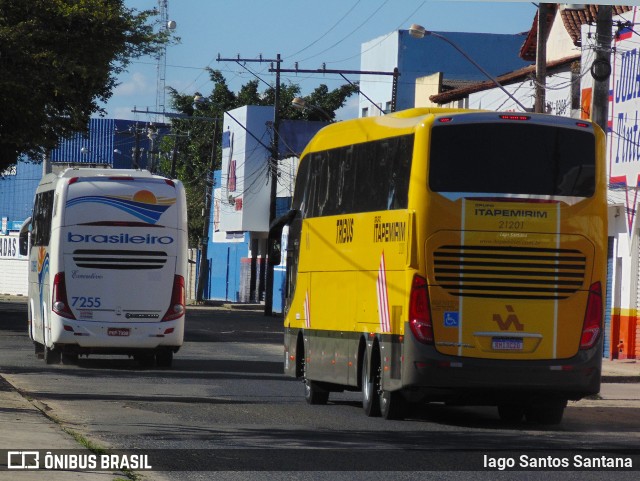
[72,250,168,270]
[433,245,586,299]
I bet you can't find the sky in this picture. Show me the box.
[103,1,544,121]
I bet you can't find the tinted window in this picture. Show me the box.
[429,123,596,197]
[32,190,54,246]
[296,135,414,218]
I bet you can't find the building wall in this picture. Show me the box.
[0,160,42,224]
[581,7,640,359]
[220,105,274,233]
[415,73,444,108]
[546,10,581,62]
[466,68,574,113]
[359,29,531,116]
[0,233,27,296]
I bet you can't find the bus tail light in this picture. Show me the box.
[162,275,185,321]
[580,281,602,349]
[52,272,76,320]
[409,275,434,344]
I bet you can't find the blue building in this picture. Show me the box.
[359,29,531,115]
[0,118,160,226]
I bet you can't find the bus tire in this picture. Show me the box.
[34,342,44,359]
[362,348,381,417]
[380,389,406,420]
[44,346,61,365]
[525,400,567,425]
[497,404,525,424]
[304,379,329,405]
[156,350,173,368]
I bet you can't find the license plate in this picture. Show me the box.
[108,328,130,337]
[492,337,523,351]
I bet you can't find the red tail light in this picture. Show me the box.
[162,275,186,321]
[580,281,602,349]
[52,272,76,320]
[408,275,433,344]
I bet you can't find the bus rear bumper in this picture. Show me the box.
[50,318,185,352]
[402,345,602,403]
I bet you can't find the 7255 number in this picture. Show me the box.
[71,297,102,308]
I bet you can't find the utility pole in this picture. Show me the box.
[535,3,551,113]
[264,53,281,315]
[271,66,400,113]
[591,5,613,133]
[196,119,219,303]
[217,54,282,315]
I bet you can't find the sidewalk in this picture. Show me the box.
[601,358,640,383]
[0,377,125,480]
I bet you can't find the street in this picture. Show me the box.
[1,300,640,481]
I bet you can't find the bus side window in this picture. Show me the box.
[32,191,54,247]
[19,217,32,256]
[336,146,355,215]
[388,136,413,209]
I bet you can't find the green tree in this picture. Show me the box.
[162,68,357,246]
[0,0,173,172]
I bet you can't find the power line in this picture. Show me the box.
[297,0,390,64]
[286,0,362,59]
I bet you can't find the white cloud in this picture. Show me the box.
[114,72,152,96]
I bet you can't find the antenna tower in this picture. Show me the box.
[156,0,175,121]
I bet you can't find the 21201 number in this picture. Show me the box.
[498,220,524,230]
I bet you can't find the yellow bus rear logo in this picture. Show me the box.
[492,305,524,331]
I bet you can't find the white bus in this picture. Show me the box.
[19,169,188,367]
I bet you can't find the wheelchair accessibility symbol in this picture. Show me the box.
[444,312,459,327]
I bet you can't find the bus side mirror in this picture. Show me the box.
[19,217,32,256]
[267,209,298,266]
[268,236,282,266]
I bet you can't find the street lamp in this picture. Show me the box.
[291,97,333,121]
[408,23,528,111]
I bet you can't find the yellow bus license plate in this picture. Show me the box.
[492,338,523,351]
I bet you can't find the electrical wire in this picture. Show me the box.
[285,0,362,59]
[297,0,390,64]
[325,0,427,65]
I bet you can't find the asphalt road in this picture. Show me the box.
[1,301,639,481]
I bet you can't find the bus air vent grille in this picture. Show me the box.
[433,245,586,300]
[72,249,167,270]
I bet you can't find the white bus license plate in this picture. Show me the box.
[492,337,523,351]
[108,328,130,337]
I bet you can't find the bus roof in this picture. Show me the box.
[299,107,599,158]
[57,168,157,179]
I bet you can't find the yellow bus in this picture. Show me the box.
[275,108,606,424]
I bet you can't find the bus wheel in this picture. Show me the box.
[34,342,44,359]
[304,379,329,405]
[362,348,381,417]
[44,346,61,365]
[380,389,406,420]
[525,400,567,425]
[497,404,525,424]
[156,350,173,368]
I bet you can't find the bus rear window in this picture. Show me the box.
[429,123,596,197]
